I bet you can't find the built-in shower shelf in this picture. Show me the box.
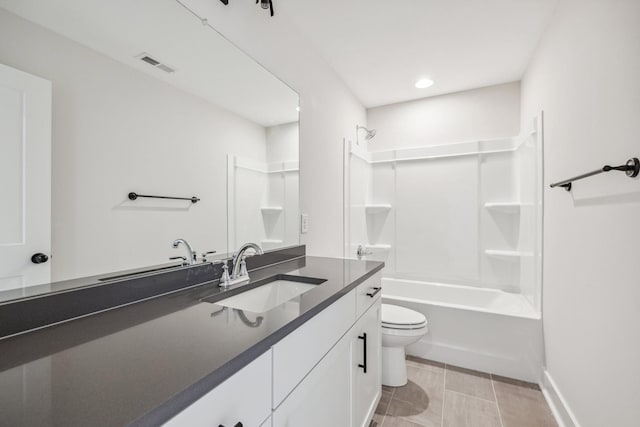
[365,244,392,251]
[485,249,533,261]
[484,202,531,214]
[365,204,392,214]
[261,207,283,214]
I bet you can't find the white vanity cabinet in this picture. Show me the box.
[165,272,383,427]
[163,350,272,427]
[273,272,382,427]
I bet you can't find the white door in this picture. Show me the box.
[0,63,52,293]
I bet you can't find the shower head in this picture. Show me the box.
[365,128,376,140]
[357,125,377,142]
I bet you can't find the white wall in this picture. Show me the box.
[521,1,640,425]
[266,122,299,164]
[367,82,520,151]
[181,0,367,258]
[0,9,267,281]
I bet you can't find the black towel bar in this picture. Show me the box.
[550,157,639,191]
[128,192,200,203]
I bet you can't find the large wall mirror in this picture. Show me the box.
[0,0,299,301]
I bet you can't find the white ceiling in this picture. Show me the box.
[278,0,558,108]
[0,0,299,126]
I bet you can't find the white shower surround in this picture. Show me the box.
[345,114,544,382]
[227,155,300,251]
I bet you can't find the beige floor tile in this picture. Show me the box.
[377,389,393,415]
[406,355,446,373]
[492,376,558,427]
[442,390,501,427]
[445,365,495,401]
[371,413,385,427]
[393,365,445,407]
[382,416,425,427]
[385,362,444,426]
[491,375,539,389]
[386,398,441,427]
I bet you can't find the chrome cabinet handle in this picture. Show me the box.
[366,287,382,298]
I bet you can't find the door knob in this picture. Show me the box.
[31,253,49,264]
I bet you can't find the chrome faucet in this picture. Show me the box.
[172,239,196,265]
[228,242,264,285]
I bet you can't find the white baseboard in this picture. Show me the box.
[540,369,580,427]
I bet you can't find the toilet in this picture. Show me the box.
[381,303,429,387]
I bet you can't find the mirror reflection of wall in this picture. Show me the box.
[0,0,299,297]
[228,122,300,251]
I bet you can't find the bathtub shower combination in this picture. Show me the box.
[344,115,544,382]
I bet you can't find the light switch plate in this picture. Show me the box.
[300,213,309,234]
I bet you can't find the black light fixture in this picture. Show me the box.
[219,0,274,17]
[258,0,274,16]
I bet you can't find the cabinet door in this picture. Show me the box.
[353,299,382,427]
[273,332,352,427]
[163,351,271,427]
[272,291,355,407]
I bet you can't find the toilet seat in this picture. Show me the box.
[381,304,427,330]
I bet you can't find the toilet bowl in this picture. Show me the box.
[381,303,428,387]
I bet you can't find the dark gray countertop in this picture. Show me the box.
[0,256,384,427]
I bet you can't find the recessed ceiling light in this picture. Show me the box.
[296,106,300,112]
[415,78,434,89]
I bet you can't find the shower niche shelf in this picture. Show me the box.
[483,202,532,214]
[485,249,534,261]
[261,206,283,214]
[364,243,392,251]
[365,204,392,215]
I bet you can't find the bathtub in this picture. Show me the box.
[381,277,544,383]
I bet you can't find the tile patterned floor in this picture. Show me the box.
[371,356,558,427]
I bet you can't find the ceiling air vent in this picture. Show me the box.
[136,53,175,73]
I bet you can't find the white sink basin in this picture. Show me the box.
[216,280,317,313]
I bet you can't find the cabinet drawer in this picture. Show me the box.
[272,291,356,407]
[355,272,382,319]
[164,350,272,427]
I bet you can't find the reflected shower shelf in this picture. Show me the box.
[365,244,392,251]
[483,202,532,214]
[260,207,283,214]
[365,204,392,214]
[485,249,533,261]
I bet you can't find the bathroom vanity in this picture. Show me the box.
[0,248,384,427]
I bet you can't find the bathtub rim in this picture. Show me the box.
[381,277,541,320]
